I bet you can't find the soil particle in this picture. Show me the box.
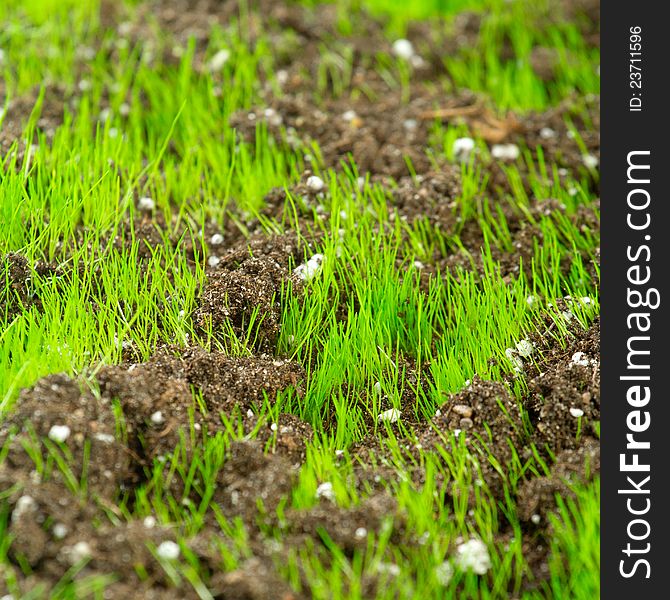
[284,493,402,557]
[1,253,63,321]
[517,438,599,523]
[210,557,303,600]
[522,317,600,453]
[194,233,311,352]
[172,347,306,416]
[0,374,132,500]
[0,84,68,166]
[214,440,297,525]
[231,91,478,180]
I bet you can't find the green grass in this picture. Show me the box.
[1,0,599,597]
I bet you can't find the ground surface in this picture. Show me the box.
[0,0,600,598]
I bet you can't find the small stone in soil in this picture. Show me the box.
[306,175,325,192]
[378,408,401,424]
[48,424,71,443]
[453,137,475,162]
[208,49,231,71]
[316,481,336,502]
[392,39,415,60]
[491,143,520,161]
[138,197,155,211]
[435,561,454,586]
[455,538,491,575]
[157,540,180,560]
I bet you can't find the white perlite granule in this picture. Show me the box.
[515,339,534,358]
[491,143,520,161]
[435,560,454,585]
[68,541,92,564]
[306,175,325,192]
[378,408,401,424]
[12,495,37,523]
[453,137,475,162]
[455,538,491,575]
[157,540,180,560]
[208,49,231,71]
[316,481,336,501]
[138,196,155,211]
[391,39,415,60]
[293,254,324,281]
[571,352,589,367]
[48,424,71,443]
[53,523,69,539]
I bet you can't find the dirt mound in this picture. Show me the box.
[1,253,64,321]
[194,233,313,351]
[0,84,68,166]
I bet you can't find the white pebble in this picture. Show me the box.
[143,516,157,529]
[505,348,524,372]
[378,562,401,576]
[582,154,599,169]
[210,233,224,246]
[208,255,221,268]
[526,295,537,307]
[138,196,155,211]
[306,175,325,192]
[581,296,593,305]
[378,408,401,424]
[373,381,382,396]
[48,424,71,443]
[453,137,475,162]
[293,254,324,281]
[342,110,357,122]
[93,433,115,444]
[571,352,589,367]
[355,527,368,539]
[569,407,585,418]
[539,127,556,139]
[208,49,231,71]
[392,39,415,60]
[403,119,418,131]
[435,561,454,586]
[491,143,520,161]
[455,538,491,575]
[68,541,92,564]
[263,107,283,126]
[150,411,165,425]
[270,422,278,432]
[157,540,180,560]
[335,449,344,457]
[12,495,37,523]
[316,481,336,502]
[52,523,69,539]
[515,339,533,358]
[531,514,541,525]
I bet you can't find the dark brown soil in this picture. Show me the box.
[0,84,69,167]
[1,253,63,321]
[2,1,600,597]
